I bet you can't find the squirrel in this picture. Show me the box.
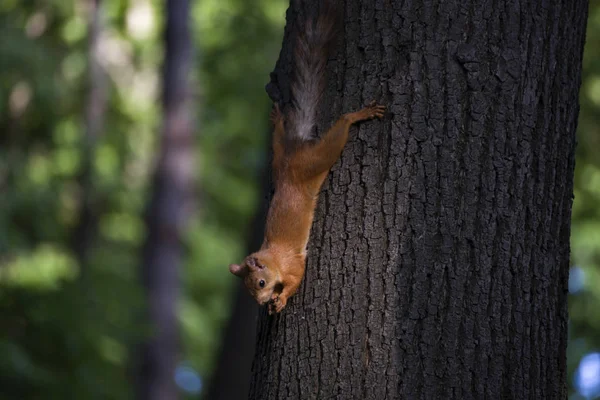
[229,2,385,314]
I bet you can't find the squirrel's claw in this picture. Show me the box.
[365,101,386,119]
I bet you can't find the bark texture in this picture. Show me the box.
[251,0,588,399]
[135,0,194,399]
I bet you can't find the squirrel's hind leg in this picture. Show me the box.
[291,101,385,180]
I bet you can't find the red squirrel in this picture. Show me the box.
[229,4,385,314]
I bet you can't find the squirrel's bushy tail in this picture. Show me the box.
[290,1,340,140]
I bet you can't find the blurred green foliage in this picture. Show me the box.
[0,0,285,398]
[0,0,598,398]
[568,2,600,398]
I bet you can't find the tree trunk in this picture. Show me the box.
[71,0,107,274]
[135,0,194,399]
[205,146,271,400]
[204,283,257,399]
[250,0,588,399]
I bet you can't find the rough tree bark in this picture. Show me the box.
[135,0,194,399]
[251,0,588,399]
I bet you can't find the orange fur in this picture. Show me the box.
[230,102,385,314]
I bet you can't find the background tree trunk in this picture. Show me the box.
[205,145,271,400]
[135,0,194,399]
[251,0,588,399]
[71,0,107,274]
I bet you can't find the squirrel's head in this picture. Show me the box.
[229,251,282,305]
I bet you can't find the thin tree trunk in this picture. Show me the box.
[204,284,257,399]
[205,142,272,400]
[250,0,588,399]
[71,0,106,274]
[135,0,194,399]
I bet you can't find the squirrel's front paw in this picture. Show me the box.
[268,296,287,315]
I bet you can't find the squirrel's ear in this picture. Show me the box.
[246,256,257,269]
[229,263,247,277]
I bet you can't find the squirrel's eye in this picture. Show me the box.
[259,280,265,288]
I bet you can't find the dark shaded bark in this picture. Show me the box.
[71,0,106,274]
[251,0,588,399]
[135,0,194,399]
